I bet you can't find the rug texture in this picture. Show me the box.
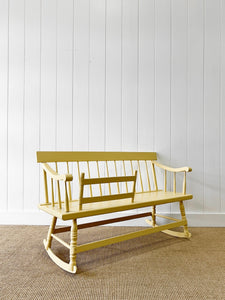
[0,226,225,300]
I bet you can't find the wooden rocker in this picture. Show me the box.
[37,151,192,273]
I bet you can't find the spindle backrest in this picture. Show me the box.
[37,151,158,212]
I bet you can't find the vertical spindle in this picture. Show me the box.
[43,169,49,204]
[96,161,102,196]
[77,161,81,184]
[151,162,158,191]
[164,170,167,192]
[145,160,151,191]
[132,170,138,203]
[66,162,72,201]
[173,172,176,193]
[183,172,186,194]
[114,161,120,193]
[106,161,111,195]
[123,160,128,193]
[138,161,144,192]
[130,160,134,174]
[55,162,62,209]
[51,178,55,207]
[87,162,93,197]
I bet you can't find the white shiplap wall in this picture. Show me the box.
[0,0,225,225]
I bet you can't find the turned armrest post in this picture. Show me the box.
[64,182,69,212]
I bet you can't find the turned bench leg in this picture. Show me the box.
[179,201,191,238]
[160,201,191,238]
[69,219,77,272]
[43,217,77,273]
[45,216,57,249]
[145,202,191,239]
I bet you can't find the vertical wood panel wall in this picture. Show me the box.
[0,0,224,225]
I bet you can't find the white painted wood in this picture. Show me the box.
[40,0,57,206]
[105,0,122,151]
[0,0,225,225]
[56,0,73,151]
[8,0,25,211]
[170,0,188,213]
[187,0,204,213]
[40,0,57,150]
[73,0,90,150]
[121,0,138,151]
[221,0,225,213]
[204,0,221,213]
[89,0,106,151]
[138,0,155,151]
[0,0,8,211]
[24,0,41,210]
[171,0,188,162]
[154,0,171,213]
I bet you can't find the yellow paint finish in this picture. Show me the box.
[37,151,192,274]
[42,163,73,182]
[39,191,192,221]
[37,151,157,162]
[153,161,192,173]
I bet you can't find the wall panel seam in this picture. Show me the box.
[219,0,222,211]
[71,0,75,150]
[203,0,205,213]
[137,0,139,151]
[104,0,107,151]
[121,0,123,150]
[23,0,26,211]
[6,0,10,211]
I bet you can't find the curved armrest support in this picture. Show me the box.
[153,161,192,173]
[42,163,73,182]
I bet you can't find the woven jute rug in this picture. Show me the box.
[0,225,225,300]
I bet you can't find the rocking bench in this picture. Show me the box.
[37,151,192,273]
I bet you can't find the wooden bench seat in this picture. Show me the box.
[37,151,193,273]
[39,191,192,220]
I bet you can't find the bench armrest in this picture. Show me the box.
[152,161,192,194]
[153,161,192,173]
[41,163,73,182]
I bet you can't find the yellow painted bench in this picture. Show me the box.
[37,151,192,273]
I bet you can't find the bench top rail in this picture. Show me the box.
[37,151,157,162]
